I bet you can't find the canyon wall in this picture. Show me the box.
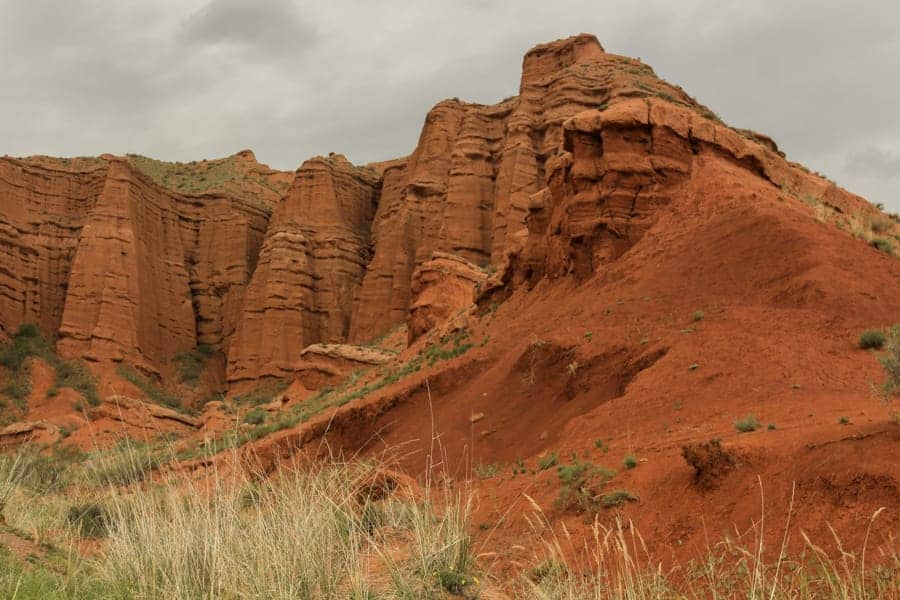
[1,33,884,390]
[226,155,379,383]
[0,153,283,378]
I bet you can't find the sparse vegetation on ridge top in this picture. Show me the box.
[126,153,290,203]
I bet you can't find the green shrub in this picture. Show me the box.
[870,237,894,254]
[859,330,886,349]
[734,415,761,433]
[66,502,111,538]
[54,359,100,406]
[173,344,214,386]
[538,452,558,471]
[692,310,704,322]
[555,459,616,513]
[243,408,267,425]
[2,379,30,403]
[600,489,638,508]
[233,379,290,406]
[879,325,899,409]
[623,455,637,469]
[0,323,52,371]
[0,324,100,408]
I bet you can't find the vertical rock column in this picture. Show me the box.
[57,159,196,374]
[226,155,379,383]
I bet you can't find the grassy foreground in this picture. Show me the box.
[0,442,897,599]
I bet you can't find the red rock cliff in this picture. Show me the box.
[226,155,379,383]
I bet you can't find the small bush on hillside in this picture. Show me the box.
[859,330,886,349]
[623,455,638,469]
[538,452,558,471]
[116,365,182,409]
[243,408,267,425]
[555,459,616,513]
[879,325,900,416]
[0,324,100,408]
[692,310,704,322]
[54,359,100,406]
[734,415,760,433]
[66,502,111,538]
[0,323,52,371]
[233,379,290,406]
[870,237,894,254]
[600,489,638,508]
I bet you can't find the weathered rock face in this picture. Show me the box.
[408,252,487,344]
[0,157,108,338]
[349,33,716,342]
[178,193,270,351]
[293,343,395,389]
[57,159,197,370]
[0,153,284,378]
[226,155,379,383]
[514,98,878,284]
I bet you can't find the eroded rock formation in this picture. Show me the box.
[408,253,487,343]
[0,152,284,379]
[514,98,877,284]
[226,155,379,383]
[0,33,890,396]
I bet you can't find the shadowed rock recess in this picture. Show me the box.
[0,34,887,387]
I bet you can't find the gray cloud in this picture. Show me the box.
[0,0,898,211]
[846,148,900,180]
[180,0,317,53]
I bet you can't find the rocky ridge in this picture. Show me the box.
[0,33,893,395]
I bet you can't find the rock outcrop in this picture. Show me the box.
[57,159,197,371]
[294,343,395,389]
[514,98,878,284]
[408,252,487,343]
[226,155,379,383]
[0,152,285,379]
[0,157,108,338]
[348,33,718,342]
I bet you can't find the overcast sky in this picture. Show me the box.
[1,0,898,211]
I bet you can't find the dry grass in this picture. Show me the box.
[517,486,898,600]
[0,444,897,599]
[0,444,475,599]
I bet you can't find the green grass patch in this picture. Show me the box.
[233,379,290,406]
[555,459,616,513]
[870,237,894,254]
[600,489,638,508]
[0,324,99,409]
[116,365,182,410]
[734,414,761,433]
[243,407,267,425]
[538,452,558,471]
[172,344,213,386]
[423,329,474,366]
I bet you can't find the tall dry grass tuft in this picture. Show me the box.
[517,483,898,600]
[94,451,475,599]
